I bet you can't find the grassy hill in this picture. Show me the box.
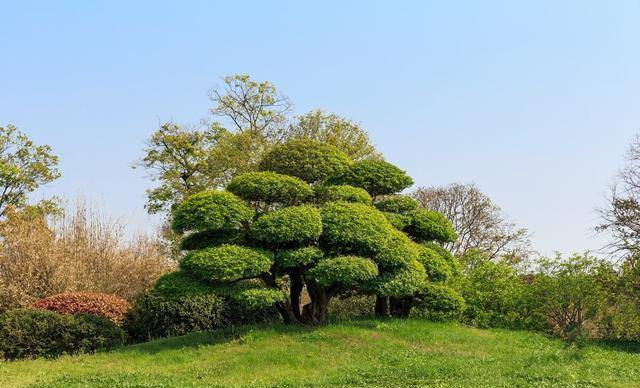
[0,319,638,387]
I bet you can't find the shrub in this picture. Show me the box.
[180,245,273,283]
[328,159,413,197]
[276,246,324,269]
[417,245,452,282]
[382,212,412,230]
[374,195,419,213]
[171,191,254,233]
[251,205,322,246]
[309,256,378,289]
[314,185,372,204]
[152,271,217,298]
[328,295,375,319]
[0,308,125,360]
[123,293,225,342]
[180,229,245,251]
[259,139,352,183]
[320,201,392,255]
[376,259,428,297]
[227,171,313,206]
[32,292,131,324]
[412,284,466,321]
[405,208,457,243]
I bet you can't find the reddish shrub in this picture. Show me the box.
[32,292,131,324]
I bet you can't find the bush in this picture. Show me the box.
[180,245,273,283]
[309,256,378,289]
[180,229,245,251]
[376,259,428,297]
[171,191,254,233]
[320,201,393,255]
[328,159,413,197]
[227,171,313,206]
[32,292,131,324]
[412,284,466,321]
[314,185,372,204]
[0,308,125,360]
[382,212,412,230]
[417,245,452,282]
[250,205,322,246]
[259,139,352,183]
[374,195,419,213]
[406,208,457,243]
[152,271,217,298]
[123,293,225,343]
[276,246,324,269]
[328,295,375,319]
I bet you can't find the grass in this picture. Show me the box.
[0,319,639,387]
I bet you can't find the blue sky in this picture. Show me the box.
[1,1,639,256]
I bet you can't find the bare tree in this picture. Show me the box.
[597,134,640,260]
[412,183,531,262]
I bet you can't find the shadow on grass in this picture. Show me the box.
[117,321,324,355]
[588,339,640,354]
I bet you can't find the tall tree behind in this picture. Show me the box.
[286,110,381,160]
[0,124,60,217]
[412,183,531,262]
[597,134,640,260]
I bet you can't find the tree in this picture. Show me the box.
[597,134,640,260]
[209,74,292,140]
[412,183,531,262]
[0,124,60,217]
[165,139,461,324]
[286,110,381,160]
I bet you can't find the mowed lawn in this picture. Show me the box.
[1,319,639,387]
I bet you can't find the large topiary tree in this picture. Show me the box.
[166,139,460,324]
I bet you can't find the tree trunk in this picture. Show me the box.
[390,296,413,318]
[301,278,332,324]
[375,295,390,318]
[290,270,304,321]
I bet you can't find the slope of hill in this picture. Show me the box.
[1,319,638,387]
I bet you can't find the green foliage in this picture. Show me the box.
[327,295,376,319]
[0,124,61,216]
[152,271,217,298]
[417,244,452,282]
[123,293,225,343]
[171,190,254,233]
[287,110,381,160]
[314,184,372,204]
[374,195,419,213]
[0,309,125,360]
[328,159,413,197]
[250,205,322,246]
[458,250,533,330]
[221,282,284,311]
[376,259,428,297]
[180,245,273,283]
[382,211,412,230]
[374,231,420,269]
[423,241,460,276]
[413,284,466,321]
[406,208,457,243]
[309,256,378,289]
[276,246,324,269]
[226,171,313,206]
[320,201,392,255]
[259,139,352,183]
[179,229,245,251]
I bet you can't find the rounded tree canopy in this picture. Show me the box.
[180,244,273,283]
[417,244,452,282]
[276,246,324,269]
[328,159,413,197]
[226,171,313,206]
[152,270,217,298]
[382,212,412,231]
[259,139,352,183]
[374,231,420,269]
[218,281,285,310]
[172,191,254,233]
[309,256,378,289]
[374,195,419,214]
[180,229,245,251]
[320,201,393,256]
[376,259,428,297]
[405,208,457,243]
[250,205,322,246]
[414,283,466,315]
[423,241,460,276]
[314,184,372,204]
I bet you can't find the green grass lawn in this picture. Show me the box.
[1,319,639,387]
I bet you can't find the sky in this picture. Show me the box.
[1,1,639,257]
